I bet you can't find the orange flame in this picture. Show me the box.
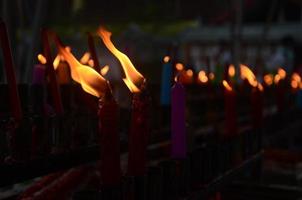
[57,44,107,98]
[175,63,184,71]
[198,70,208,83]
[274,74,281,84]
[186,69,193,77]
[53,55,61,70]
[292,73,301,83]
[291,80,298,89]
[98,27,144,93]
[264,74,273,86]
[257,83,264,92]
[80,52,91,64]
[209,72,215,80]
[163,56,170,63]
[240,64,258,87]
[223,80,233,91]
[88,59,94,67]
[37,54,47,64]
[228,64,235,77]
[100,65,110,76]
[278,68,286,79]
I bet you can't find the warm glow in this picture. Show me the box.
[175,63,184,71]
[56,43,107,98]
[240,64,258,87]
[100,65,110,76]
[278,68,286,79]
[88,59,94,67]
[37,54,47,64]
[228,64,235,77]
[186,69,193,77]
[163,56,170,63]
[292,73,301,83]
[80,52,91,64]
[274,74,281,84]
[209,72,215,80]
[223,80,233,91]
[98,27,144,93]
[198,70,208,83]
[53,55,61,70]
[257,83,264,92]
[264,74,273,86]
[291,80,298,89]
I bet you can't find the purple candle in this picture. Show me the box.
[32,64,46,85]
[171,80,186,159]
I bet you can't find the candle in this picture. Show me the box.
[251,84,264,129]
[0,21,22,120]
[98,27,149,176]
[54,36,121,186]
[41,29,64,115]
[87,32,101,72]
[32,64,46,85]
[223,80,237,137]
[171,79,186,159]
[160,56,172,106]
[275,68,287,114]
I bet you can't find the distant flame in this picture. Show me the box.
[175,63,184,71]
[223,80,233,91]
[100,65,110,76]
[292,73,301,83]
[291,80,298,89]
[209,72,215,80]
[88,59,94,67]
[53,55,61,70]
[257,83,264,92]
[38,54,47,64]
[240,64,258,87]
[264,74,273,86]
[274,74,281,84]
[228,64,235,77]
[98,27,144,93]
[80,52,91,64]
[291,73,301,89]
[56,43,107,98]
[163,56,170,63]
[198,70,208,83]
[186,69,193,77]
[278,68,286,79]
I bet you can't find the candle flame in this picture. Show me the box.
[175,63,184,71]
[37,54,47,64]
[223,80,233,91]
[209,72,215,80]
[186,69,193,77]
[80,52,91,64]
[100,65,110,76]
[257,83,264,92]
[53,55,61,70]
[228,64,235,77]
[56,43,107,98]
[291,80,298,89]
[198,70,208,83]
[88,59,94,67]
[291,73,302,89]
[278,68,286,79]
[163,56,170,63]
[264,74,273,86]
[98,27,144,93]
[292,73,301,83]
[274,74,281,84]
[240,64,258,87]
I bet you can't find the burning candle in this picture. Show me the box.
[171,77,186,159]
[33,54,47,85]
[54,35,121,186]
[160,56,172,106]
[275,68,287,114]
[98,27,149,176]
[222,80,237,137]
[0,21,22,120]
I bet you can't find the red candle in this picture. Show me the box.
[127,88,150,176]
[87,32,101,72]
[223,80,237,137]
[0,21,22,120]
[98,92,121,185]
[41,29,64,115]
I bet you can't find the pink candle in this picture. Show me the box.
[32,64,46,85]
[171,80,186,159]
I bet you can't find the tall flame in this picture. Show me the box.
[80,52,91,64]
[223,80,233,91]
[56,43,107,98]
[100,65,110,76]
[240,64,258,87]
[98,27,144,93]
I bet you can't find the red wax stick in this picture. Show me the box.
[276,80,286,114]
[41,29,64,115]
[98,94,121,186]
[0,21,22,120]
[87,32,101,72]
[127,92,150,176]
[251,87,263,129]
[223,82,237,137]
